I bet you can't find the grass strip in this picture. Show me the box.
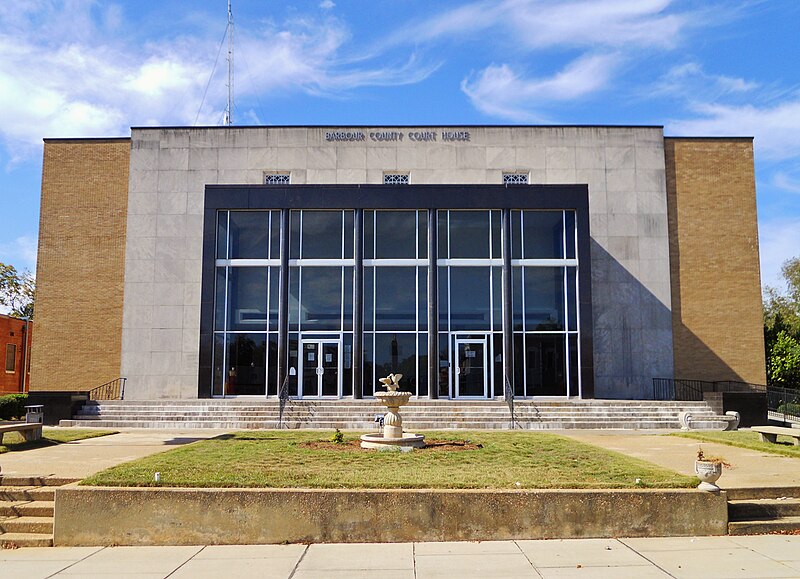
[83,430,696,489]
[671,431,800,459]
[0,427,117,454]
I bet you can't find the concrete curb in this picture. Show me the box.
[54,486,728,546]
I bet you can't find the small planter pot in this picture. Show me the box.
[695,460,723,492]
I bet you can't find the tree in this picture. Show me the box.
[0,262,35,319]
[764,257,800,388]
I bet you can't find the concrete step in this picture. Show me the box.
[59,419,684,430]
[0,532,53,547]
[729,499,800,520]
[725,487,800,501]
[0,487,56,501]
[728,516,800,535]
[75,407,715,415]
[67,399,722,430]
[0,501,54,517]
[0,516,54,534]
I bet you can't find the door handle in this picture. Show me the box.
[316,367,324,376]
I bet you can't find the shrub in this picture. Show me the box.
[330,428,345,444]
[0,393,28,420]
[776,402,800,416]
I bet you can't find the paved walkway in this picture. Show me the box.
[2,536,800,578]
[0,429,227,478]
[561,430,800,488]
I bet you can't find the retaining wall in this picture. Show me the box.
[54,487,727,546]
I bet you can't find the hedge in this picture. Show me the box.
[0,393,29,420]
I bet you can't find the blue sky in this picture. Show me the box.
[1,0,799,291]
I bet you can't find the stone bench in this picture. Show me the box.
[752,426,800,446]
[0,423,43,445]
[679,411,740,431]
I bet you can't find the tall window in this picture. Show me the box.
[437,210,503,397]
[363,210,428,396]
[287,210,355,397]
[213,210,281,396]
[511,210,579,397]
[5,344,15,373]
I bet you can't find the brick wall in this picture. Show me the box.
[0,314,32,394]
[665,138,766,384]
[29,139,130,392]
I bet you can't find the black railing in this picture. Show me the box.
[652,378,713,401]
[654,377,799,425]
[89,377,126,400]
[767,385,800,424]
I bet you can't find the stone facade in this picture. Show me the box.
[30,139,130,392]
[120,126,674,399]
[665,138,766,384]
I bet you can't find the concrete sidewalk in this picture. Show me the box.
[0,429,227,479]
[561,430,800,488]
[2,536,800,578]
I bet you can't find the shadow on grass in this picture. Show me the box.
[0,438,65,454]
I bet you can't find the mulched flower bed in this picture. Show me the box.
[300,439,482,452]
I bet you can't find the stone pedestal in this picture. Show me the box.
[360,373,425,450]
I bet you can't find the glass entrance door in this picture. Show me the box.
[455,338,488,398]
[300,340,341,397]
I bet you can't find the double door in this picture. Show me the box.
[454,337,488,398]
[300,339,341,397]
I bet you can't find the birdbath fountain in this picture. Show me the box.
[360,373,425,450]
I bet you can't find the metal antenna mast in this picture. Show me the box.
[224,0,234,126]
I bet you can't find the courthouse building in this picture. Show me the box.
[29,126,766,402]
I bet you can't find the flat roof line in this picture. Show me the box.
[665,135,754,141]
[130,124,665,130]
[43,137,131,143]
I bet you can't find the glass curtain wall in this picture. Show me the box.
[363,210,428,396]
[213,210,281,396]
[211,206,580,399]
[511,210,580,397]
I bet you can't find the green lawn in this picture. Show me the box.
[82,430,697,489]
[671,430,800,459]
[0,427,117,454]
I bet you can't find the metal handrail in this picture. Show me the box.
[653,377,799,424]
[88,377,126,400]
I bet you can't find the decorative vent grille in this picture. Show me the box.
[503,172,529,185]
[383,173,410,185]
[264,173,291,185]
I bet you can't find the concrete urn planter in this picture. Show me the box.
[694,460,723,492]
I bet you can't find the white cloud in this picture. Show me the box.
[773,172,800,195]
[654,62,758,98]
[394,0,687,50]
[461,54,620,120]
[319,0,335,9]
[668,100,800,161]
[759,218,800,291]
[0,4,436,158]
[0,236,37,272]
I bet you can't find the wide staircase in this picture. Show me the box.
[61,399,727,430]
[728,487,800,535]
[0,476,77,547]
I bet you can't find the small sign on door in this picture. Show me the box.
[466,350,476,358]
[325,353,333,363]
[308,353,315,362]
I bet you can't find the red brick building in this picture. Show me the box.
[1,313,32,394]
